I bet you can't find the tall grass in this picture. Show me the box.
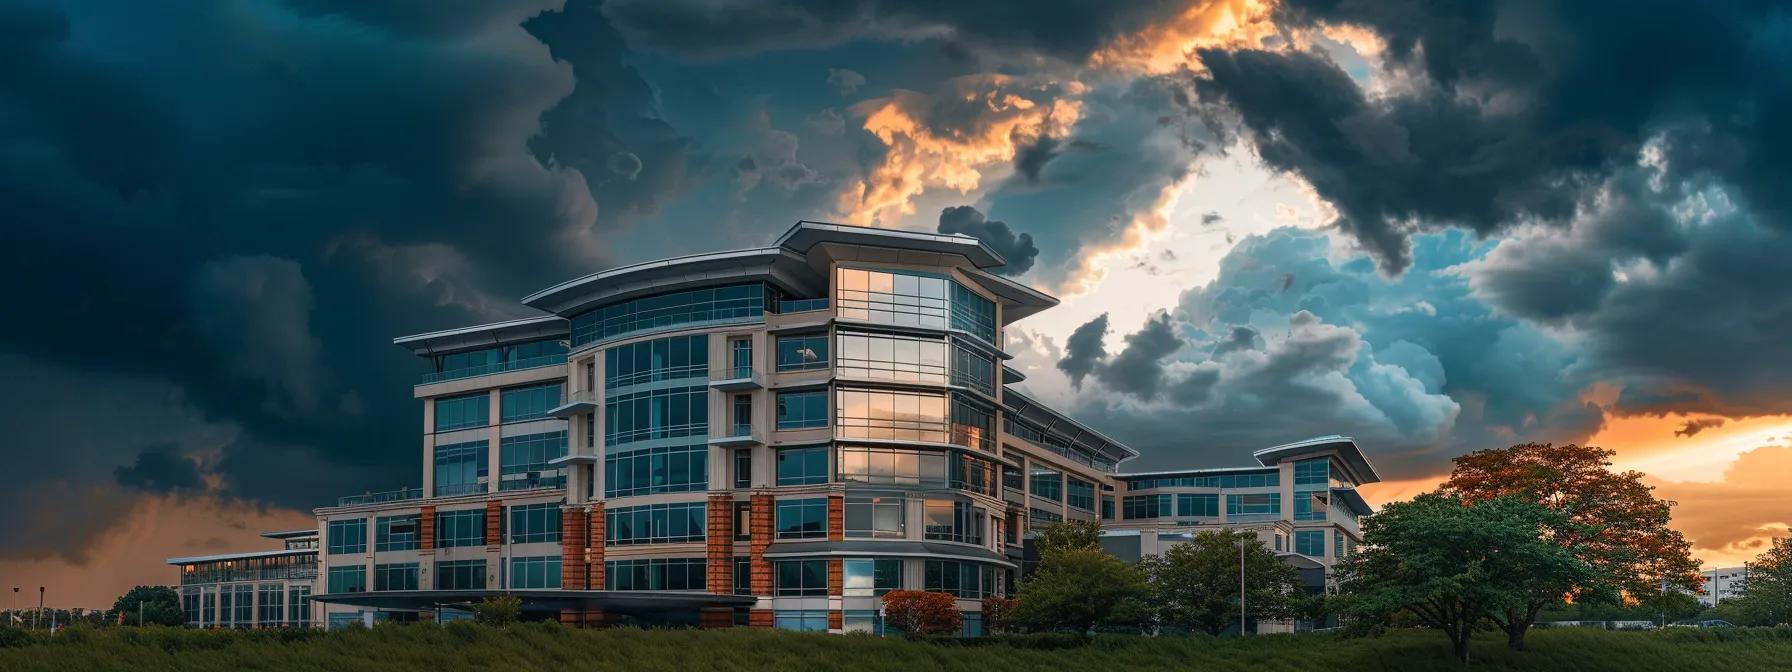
[1,622,1789,671]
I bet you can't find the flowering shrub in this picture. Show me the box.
[881,590,961,636]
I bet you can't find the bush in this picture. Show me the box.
[882,591,961,636]
[473,595,522,627]
[981,597,1018,635]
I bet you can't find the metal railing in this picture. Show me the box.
[729,423,753,437]
[336,487,425,507]
[431,482,488,498]
[421,353,567,384]
[778,298,830,313]
[712,365,758,381]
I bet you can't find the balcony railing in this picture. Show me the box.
[336,487,425,507]
[710,366,762,390]
[432,482,488,498]
[421,353,567,385]
[730,423,753,437]
[778,298,830,313]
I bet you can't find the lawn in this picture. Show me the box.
[2,623,1790,671]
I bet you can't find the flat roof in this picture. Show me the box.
[259,529,318,540]
[1252,435,1381,484]
[520,247,804,316]
[393,315,567,356]
[166,548,316,566]
[775,220,1007,269]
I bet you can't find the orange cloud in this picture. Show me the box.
[1648,445,1792,568]
[1091,0,1280,76]
[1056,175,1192,296]
[836,75,1083,226]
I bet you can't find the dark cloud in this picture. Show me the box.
[1093,314,1184,400]
[734,113,827,199]
[826,68,866,94]
[1057,313,1109,388]
[936,205,1040,275]
[1676,418,1727,438]
[114,443,206,495]
[1200,211,1223,225]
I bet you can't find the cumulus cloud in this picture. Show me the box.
[827,68,866,94]
[805,108,847,136]
[936,205,1040,275]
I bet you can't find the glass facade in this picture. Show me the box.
[604,335,709,389]
[774,610,830,631]
[836,388,948,442]
[1066,476,1096,511]
[776,559,830,596]
[374,563,420,591]
[1294,458,1331,488]
[606,558,706,591]
[436,560,486,590]
[842,558,903,597]
[836,330,947,384]
[923,500,984,545]
[571,283,770,347]
[777,498,828,539]
[1177,493,1220,517]
[844,495,905,538]
[508,503,562,544]
[433,393,489,432]
[1125,472,1279,490]
[375,515,419,552]
[605,502,707,546]
[436,510,486,547]
[327,519,366,555]
[433,440,488,497]
[775,334,829,371]
[606,386,708,445]
[949,342,997,396]
[257,584,283,625]
[499,383,563,423]
[1295,530,1325,557]
[1029,468,1063,503]
[950,395,995,452]
[287,586,310,626]
[776,446,830,485]
[838,446,996,494]
[327,565,366,594]
[948,282,997,343]
[426,339,567,384]
[498,430,567,491]
[776,390,829,430]
[834,267,995,343]
[1226,493,1282,517]
[606,444,708,498]
[511,556,561,589]
[1122,494,1173,519]
[1295,491,1330,521]
[924,560,996,598]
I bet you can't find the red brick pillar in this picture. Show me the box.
[707,495,735,594]
[827,495,844,542]
[419,505,436,551]
[589,503,606,590]
[828,558,843,597]
[749,610,774,628]
[561,508,589,590]
[699,607,734,629]
[484,500,502,547]
[828,611,843,631]
[749,495,774,595]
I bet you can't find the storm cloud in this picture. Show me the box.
[936,205,1040,276]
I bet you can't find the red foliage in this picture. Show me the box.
[881,590,962,636]
[980,597,1018,634]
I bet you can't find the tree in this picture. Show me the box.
[110,586,183,627]
[1013,547,1147,634]
[473,595,521,627]
[1147,530,1304,635]
[1442,442,1703,650]
[1719,531,1792,625]
[1032,520,1103,557]
[882,591,961,636]
[1338,494,1591,665]
[980,597,1018,634]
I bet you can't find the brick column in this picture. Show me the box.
[828,611,843,631]
[419,505,436,551]
[561,508,589,590]
[827,558,843,597]
[699,607,734,629]
[749,610,774,628]
[827,495,844,542]
[589,503,606,590]
[749,495,774,595]
[706,495,735,594]
[485,500,502,547]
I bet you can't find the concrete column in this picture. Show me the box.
[487,389,502,493]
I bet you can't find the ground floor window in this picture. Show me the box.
[962,613,983,637]
[774,610,829,632]
[843,610,883,634]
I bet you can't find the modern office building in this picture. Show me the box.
[307,220,1378,633]
[1699,566,1749,608]
[167,529,318,628]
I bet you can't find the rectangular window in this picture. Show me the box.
[731,394,752,437]
[375,515,419,552]
[1101,496,1115,520]
[1029,468,1063,503]
[433,393,490,432]
[836,267,950,330]
[775,446,830,486]
[1124,472,1281,489]
[605,502,707,546]
[510,556,562,589]
[499,383,563,423]
[1028,507,1063,524]
[182,588,199,626]
[234,584,253,625]
[327,519,367,555]
[604,334,710,389]
[1176,493,1220,518]
[1294,491,1330,522]
[844,610,882,635]
[572,284,767,348]
[834,388,948,442]
[734,501,752,541]
[734,556,752,595]
[776,334,829,371]
[202,590,216,626]
[1227,493,1282,517]
[774,610,830,632]
[949,395,995,453]
[604,558,707,591]
[776,498,828,539]
[1295,530,1325,557]
[433,439,488,497]
[605,443,708,498]
[374,562,420,591]
[924,560,994,598]
[727,338,753,380]
[435,510,486,548]
[835,330,948,385]
[842,558,903,597]
[844,495,905,539]
[436,560,487,590]
[508,503,562,544]
[257,584,283,626]
[605,385,709,445]
[924,500,984,545]
[327,565,367,594]
[499,430,568,491]
[775,559,829,596]
[287,586,310,626]
[949,282,997,343]
[734,448,753,489]
[949,341,997,396]
[1066,477,1096,511]
[1294,458,1331,488]
[1336,531,1347,558]
[776,390,829,430]
[1122,494,1173,519]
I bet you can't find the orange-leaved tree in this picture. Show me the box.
[882,590,962,636]
[1441,442,1703,650]
[980,597,1018,634]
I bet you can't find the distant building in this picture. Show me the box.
[1700,566,1749,607]
[166,530,317,628]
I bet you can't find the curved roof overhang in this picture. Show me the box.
[1252,435,1381,485]
[777,220,1007,268]
[520,247,825,317]
[393,315,567,357]
[1002,387,1140,462]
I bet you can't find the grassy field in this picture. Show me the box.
[2,622,1790,671]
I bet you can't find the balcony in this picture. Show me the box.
[336,487,425,507]
[709,423,762,447]
[547,389,598,419]
[710,366,763,391]
[431,482,488,498]
[778,298,830,313]
[420,353,567,385]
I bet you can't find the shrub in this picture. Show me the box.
[883,591,961,636]
[474,595,522,627]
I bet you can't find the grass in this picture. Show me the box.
[2,622,1791,671]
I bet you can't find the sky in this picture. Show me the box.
[4,0,1792,608]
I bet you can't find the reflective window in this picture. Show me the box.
[776,334,829,372]
[436,510,486,548]
[1102,495,1115,520]
[434,393,489,432]
[776,446,830,486]
[375,515,419,552]
[287,586,310,626]
[606,558,706,591]
[734,448,752,489]
[1177,493,1220,518]
[1029,468,1063,503]
[327,519,366,555]
[1122,494,1172,519]
[845,495,906,539]
[774,609,830,631]
[1028,507,1063,524]
[500,383,563,423]
[374,563,419,591]
[436,560,486,590]
[1125,472,1280,489]
[508,503,562,544]
[427,339,567,384]
[511,556,561,589]
[571,283,769,347]
[924,560,995,598]
[838,446,995,494]
[843,610,883,635]
[257,584,283,626]
[498,430,567,491]
[1295,530,1325,557]
[949,282,996,343]
[433,440,487,497]
[604,335,709,389]
[607,444,708,498]
[605,386,708,445]
[327,565,366,593]
[605,502,707,546]
[776,559,829,596]
[1336,531,1347,558]
[777,498,828,539]
[842,558,902,597]
[1066,477,1096,512]
[836,267,949,330]
[836,330,947,384]
[950,342,997,396]
[950,395,995,452]
[734,556,752,595]
[836,388,948,442]
[776,391,829,430]
[1294,458,1332,489]
[924,500,984,545]
[1295,491,1330,521]
[1226,493,1282,517]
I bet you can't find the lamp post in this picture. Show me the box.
[38,587,45,631]
[1238,539,1248,636]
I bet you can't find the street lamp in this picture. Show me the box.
[1238,539,1248,636]
[37,587,45,631]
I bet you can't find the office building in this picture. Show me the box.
[1700,566,1749,608]
[304,221,1379,633]
[167,529,318,628]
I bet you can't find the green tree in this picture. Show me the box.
[1720,532,1792,625]
[110,586,182,627]
[1147,530,1304,635]
[1442,443,1703,650]
[1032,520,1103,557]
[1338,494,1592,664]
[1014,547,1147,634]
[473,595,521,627]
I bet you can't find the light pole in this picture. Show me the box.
[1238,539,1248,636]
[37,587,45,631]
